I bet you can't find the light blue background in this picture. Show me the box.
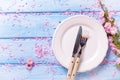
[0,0,120,80]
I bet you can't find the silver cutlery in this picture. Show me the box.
[71,37,87,80]
[66,26,82,80]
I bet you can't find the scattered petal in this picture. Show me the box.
[27,58,34,65]
[26,64,33,70]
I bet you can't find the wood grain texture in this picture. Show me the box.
[0,64,66,80]
[0,38,58,64]
[0,0,120,12]
[0,12,119,38]
[0,64,120,80]
[0,0,120,80]
[0,38,117,65]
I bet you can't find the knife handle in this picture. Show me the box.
[66,57,76,80]
[71,57,80,80]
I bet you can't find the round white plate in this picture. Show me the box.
[52,15,108,72]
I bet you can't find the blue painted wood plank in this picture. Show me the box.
[0,64,120,80]
[0,12,119,38]
[0,38,117,65]
[0,1,119,79]
[0,38,60,64]
[0,0,120,12]
[0,64,66,80]
[76,64,120,80]
[0,0,99,12]
[0,13,56,37]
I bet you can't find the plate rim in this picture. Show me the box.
[52,15,108,72]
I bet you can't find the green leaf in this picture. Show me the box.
[112,32,120,49]
[115,63,120,67]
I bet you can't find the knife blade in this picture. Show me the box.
[72,26,82,57]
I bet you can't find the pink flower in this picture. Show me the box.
[111,46,117,52]
[110,27,117,35]
[113,47,117,52]
[109,42,115,47]
[108,12,112,20]
[112,11,117,14]
[108,37,113,42]
[105,26,111,33]
[112,24,117,28]
[99,11,104,18]
[101,17,105,24]
[118,50,120,54]
[116,49,120,54]
[104,22,111,28]
[116,58,120,64]
[26,64,33,70]
[27,58,34,65]
[26,58,34,70]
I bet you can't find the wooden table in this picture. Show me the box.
[0,0,120,80]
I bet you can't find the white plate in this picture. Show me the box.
[52,15,108,72]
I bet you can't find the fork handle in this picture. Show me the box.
[71,57,80,80]
[66,57,76,80]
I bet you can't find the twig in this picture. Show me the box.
[98,0,106,12]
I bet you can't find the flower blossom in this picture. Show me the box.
[26,64,33,70]
[27,58,34,65]
[101,17,105,24]
[108,12,113,20]
[26,58,34,70]
[116,58,120,64]
[99,11,104,18]
[104,22,111,28]
[110,26,117,35]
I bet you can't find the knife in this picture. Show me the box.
[66,26,82,80]
[71,37,87,80]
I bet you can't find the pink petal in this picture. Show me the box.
[104,22,111,28]
[110,27,117,35]
[108,12,112,20]
[101,17,105,24]
[26,64,32,70]
[27,58,34,65]
[116,58,120,63]
[99,11,104,18]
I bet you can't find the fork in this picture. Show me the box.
[70,37,87,80]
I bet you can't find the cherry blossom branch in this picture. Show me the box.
[98,0,120,66]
